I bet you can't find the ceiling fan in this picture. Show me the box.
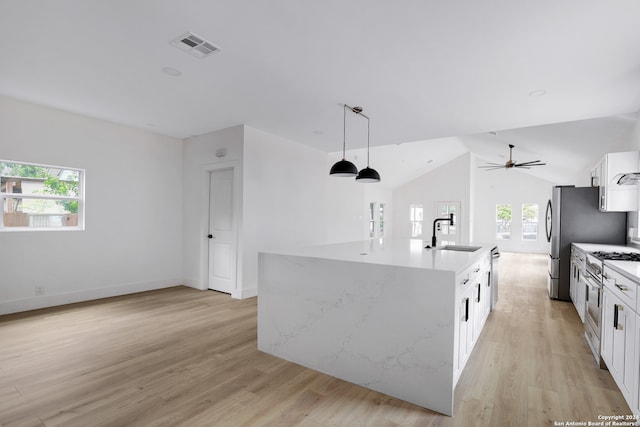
[479,144,546,171]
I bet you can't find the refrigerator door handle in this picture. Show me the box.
[545,199,552,243]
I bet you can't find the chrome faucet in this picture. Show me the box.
[427,213,455,248]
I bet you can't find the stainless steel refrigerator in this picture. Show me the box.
[545,186,627,301]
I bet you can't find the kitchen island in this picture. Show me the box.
[257,239,495,415]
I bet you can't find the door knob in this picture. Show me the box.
[207,234,214,239]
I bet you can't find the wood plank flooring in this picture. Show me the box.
[0,253,631,426]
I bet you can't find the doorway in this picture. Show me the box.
[207,167,237,294]
[435,201,460,244]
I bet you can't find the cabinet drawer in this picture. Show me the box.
[603,266,638,309]
[456,254,490,290]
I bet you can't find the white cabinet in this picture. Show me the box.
[591,151,640,212]
[601,264,639,413]
[601,288,636,403]
[570,245,586,322]
[453,254,491,384]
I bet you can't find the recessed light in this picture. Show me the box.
[529,89,547,97]
[162,66,182,77]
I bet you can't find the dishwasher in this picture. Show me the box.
[490,246,500,310]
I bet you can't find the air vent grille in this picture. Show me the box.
[170,32,221,58]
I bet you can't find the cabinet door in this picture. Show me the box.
[576,273,586,323]
[602,288,636,403]
[472,282,482,341]
[570,260,577,303]
[457,296,471,372]
[615,302,635,400]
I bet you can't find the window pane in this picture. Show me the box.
[2,197,78,228]
[1,162,79,197]
[379,203,385,236]
[410,204,423,221]
[496,204,512,240]
[410,204,423,237]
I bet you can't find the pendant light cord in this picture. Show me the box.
[342,104,347,159]
[366,117,370,166]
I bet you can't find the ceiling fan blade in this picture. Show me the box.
[478,164,504,168]
[515,160,545,166]
[481,166,507,171]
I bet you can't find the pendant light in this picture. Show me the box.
[354,107,381,183]
[329,104,358,177]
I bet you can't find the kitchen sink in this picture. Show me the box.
[437,245,482,252]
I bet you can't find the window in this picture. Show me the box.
[1,160,84,230]
[436,202,459,239]
[496,204,511,240]
[379,203,385,236]
[369,202,376,238]
[522,203,539,240]
[410,204,423,237]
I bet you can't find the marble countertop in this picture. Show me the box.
[261,238,496,274]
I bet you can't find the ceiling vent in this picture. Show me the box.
[170,32,221,59]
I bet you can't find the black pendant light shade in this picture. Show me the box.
[330,104,358,177]
[330,159,358,176]
[355,167,381,182]
[329,104,380,182]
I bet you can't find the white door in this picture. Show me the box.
[435,201,460,244]
[208,168,236,294]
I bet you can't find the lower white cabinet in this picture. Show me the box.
[601,288,636,403]
[454,261,491,384]
[570,245,586,322]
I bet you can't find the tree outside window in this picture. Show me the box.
[496,204,511,240]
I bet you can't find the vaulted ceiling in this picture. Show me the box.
[1,1,640,186]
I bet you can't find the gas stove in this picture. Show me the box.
[590,251,640,262]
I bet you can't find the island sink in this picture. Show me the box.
[437,245,482,252]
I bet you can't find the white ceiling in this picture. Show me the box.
[1,1,640,185]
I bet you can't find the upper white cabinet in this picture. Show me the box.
[591,151,640,212]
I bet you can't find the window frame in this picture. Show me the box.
[521,202,539,241]
[0,159,85,232]
[410,204,423,238]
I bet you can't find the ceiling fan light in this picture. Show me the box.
[330,159,358,176]
[356,167,381,183]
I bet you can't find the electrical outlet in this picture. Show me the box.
[35,286,45,296]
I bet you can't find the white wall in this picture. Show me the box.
[182,126,244,292]
[0,96,183,314]
[393,153,472,245]
[182,125,382,300]
[472,154,555,253]
[242,127,332,296]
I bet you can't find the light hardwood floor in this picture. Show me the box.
[0,253,631,426]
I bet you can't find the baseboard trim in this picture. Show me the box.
[183,278,203,290]
[234,286,257,299]
[0,279,182,315]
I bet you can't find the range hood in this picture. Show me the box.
[617,172,640,185]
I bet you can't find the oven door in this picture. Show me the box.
[584,271,602,338]
[584,269,605,366]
